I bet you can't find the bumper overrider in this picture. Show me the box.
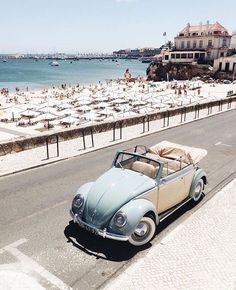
[70,210,129,242]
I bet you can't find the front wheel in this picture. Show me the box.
[192,179,204,202]
[128,216,156,246]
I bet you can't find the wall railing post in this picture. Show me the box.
[46,138,49,160]
[113,122,116,141]
[82,130,86,150]
[91,128,94,147]
[163,112,166,127]
[56,135,59,157]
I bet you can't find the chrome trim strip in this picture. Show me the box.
[159,197,192,222]
[70,210,129,241]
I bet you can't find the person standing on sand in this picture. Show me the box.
[124,68,131,81]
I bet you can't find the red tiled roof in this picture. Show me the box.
[179,22,228,34]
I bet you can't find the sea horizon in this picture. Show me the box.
[0,58,148,92]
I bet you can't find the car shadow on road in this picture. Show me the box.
[64,221,151,262]
[64,196,203,262]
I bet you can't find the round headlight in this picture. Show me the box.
[114,212,127,228]
[73,195,84,209]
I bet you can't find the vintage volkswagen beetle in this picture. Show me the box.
[70,141,207,246]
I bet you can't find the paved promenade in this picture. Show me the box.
[104,178,236,290]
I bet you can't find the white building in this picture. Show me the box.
[162,21,231,64]
[214,55,236,73]
[230,32,236,49]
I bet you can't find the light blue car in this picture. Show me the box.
[70,141,207,246]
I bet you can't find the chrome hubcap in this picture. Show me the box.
[134,223,148,237]
[194,182,202,199]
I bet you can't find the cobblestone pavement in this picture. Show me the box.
[104,179,236,290]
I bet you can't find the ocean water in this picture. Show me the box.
[0,58,148,92]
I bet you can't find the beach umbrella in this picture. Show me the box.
[38,112,57,120]
[132,100,147,107]
[4,106,23,121]
[137,107,155,114]
[81,111,100,121]
[111,98,128,105]
[76,105,92,112]
[98,108,115,116]
[95,96,109,102]
[59,108,76,116]
[39,106,58,114]
[81,88,92,96]
[20,109,40,117]
[118,111,137,118]
[57,103,74,110]
[20,109,40,125]
[60,116,79,126]
[77,99,92,105]
[35,112,58,129]
[95,102,110,109]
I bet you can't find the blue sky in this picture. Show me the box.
[0,0,235,54]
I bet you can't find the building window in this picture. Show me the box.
[171,54,176,59]
[181,41,185,49]
[193,41,197,49]
[188,53,193,59]
[225,62,230,72]
[208,40,213,47]
[176,54,180,59]
[220,52,224,57]
[199,40,203,49]
[233,63,236,72]
[165,55,169,60]
[219,62,222,70]
[195,53,200,59]
[187,41,191,48]
[181,53,187,59]
[200,53,205,59]
[222,38,227,47]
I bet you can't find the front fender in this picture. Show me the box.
[75,182,94,198]
[189,168,207,197]
[108,198,158,237]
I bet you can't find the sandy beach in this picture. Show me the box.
[0,79,235,142]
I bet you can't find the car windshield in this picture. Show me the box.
[114,152,160,179]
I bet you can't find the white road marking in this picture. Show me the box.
[2,239,72,290]
[215,141,232,147]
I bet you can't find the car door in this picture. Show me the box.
[157,171,185,213]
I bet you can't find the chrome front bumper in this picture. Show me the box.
[70,210,129,242]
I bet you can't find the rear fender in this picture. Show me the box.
[108,198,158,237]
[189,168,207,198]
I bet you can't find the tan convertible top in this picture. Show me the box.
[148,141,207,165]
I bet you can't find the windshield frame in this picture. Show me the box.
[113,151,162,180]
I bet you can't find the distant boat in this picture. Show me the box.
[2,59,7,63]
[49,61,59,66]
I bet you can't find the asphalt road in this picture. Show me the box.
[0,110,236,289]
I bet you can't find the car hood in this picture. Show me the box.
[83,167,156,228]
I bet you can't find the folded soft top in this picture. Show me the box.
[148,141,207,165]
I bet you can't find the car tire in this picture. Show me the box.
[192,179,204,202]
[128,216,156,246]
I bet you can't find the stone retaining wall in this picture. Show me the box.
[0,96,235,156]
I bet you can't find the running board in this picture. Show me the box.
[159,197,192,222]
